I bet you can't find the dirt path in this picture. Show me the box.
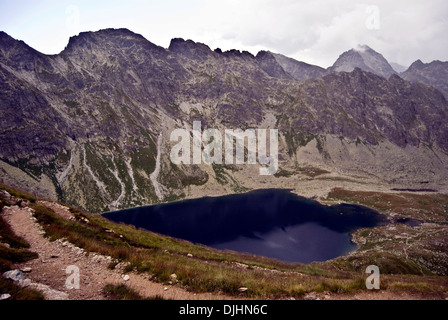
[2,203,231,300]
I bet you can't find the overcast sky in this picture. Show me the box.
[0,0,447,68]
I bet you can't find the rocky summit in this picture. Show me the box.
[328,44,397,78]
[0,28,448,213]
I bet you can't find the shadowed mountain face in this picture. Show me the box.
[400,60,448,99]
[1,28,448,212]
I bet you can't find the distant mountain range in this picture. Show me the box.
[0,28,447,212]
[262,45,448,100]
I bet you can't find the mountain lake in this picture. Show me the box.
[103,189,386,263]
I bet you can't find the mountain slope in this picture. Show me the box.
[390,62,407,73]
[1,29,448,213]
[272,52,326,81]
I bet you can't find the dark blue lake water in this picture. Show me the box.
[103,189,385,263]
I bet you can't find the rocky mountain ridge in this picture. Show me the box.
[1,28,447,212]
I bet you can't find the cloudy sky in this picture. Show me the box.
[0,0,447,68]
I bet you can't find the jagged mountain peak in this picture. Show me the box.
[0,30,51,72]
[168,37,214,61]
[218,48,255,59]
[0,31,42,55]
[328,45,396,78]
[255,50,293,79]
[407,59,425,71]
[62,28,164,56]
[67,28,147,43]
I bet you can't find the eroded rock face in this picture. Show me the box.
[1,29,448,212]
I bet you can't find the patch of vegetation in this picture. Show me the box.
[298,166,330,178]
[0,277,44,300]
[274,166,330,178]
[296,132,317,147]
[84,144,121,199]
[55,149,70,165]
[388,281,432,293]
[30,203,133,256]
[168,164,209,188]
[60,88,74,95]
[180,174,209,187]
[210,164,248,192]
[63,100,80,108]
[274,168,295,178]
[0,245,38,272]
[231,184,250,193]
[283,131,329,159]
[315,135,330,159]
[316,176,365,184]
[130,147,156,176]
[283,132,296,157]
[98,101,120,124]
[312,277,366,294]
[212,163,228,185]
[0,182,36,203]
[0,215,31,249]
[104,284,165,300]
[326,188,448,223]
[328,253,429,276]
[65,168,106,213]
[162,192,186,203]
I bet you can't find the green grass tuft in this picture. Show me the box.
[104,284,167,300]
